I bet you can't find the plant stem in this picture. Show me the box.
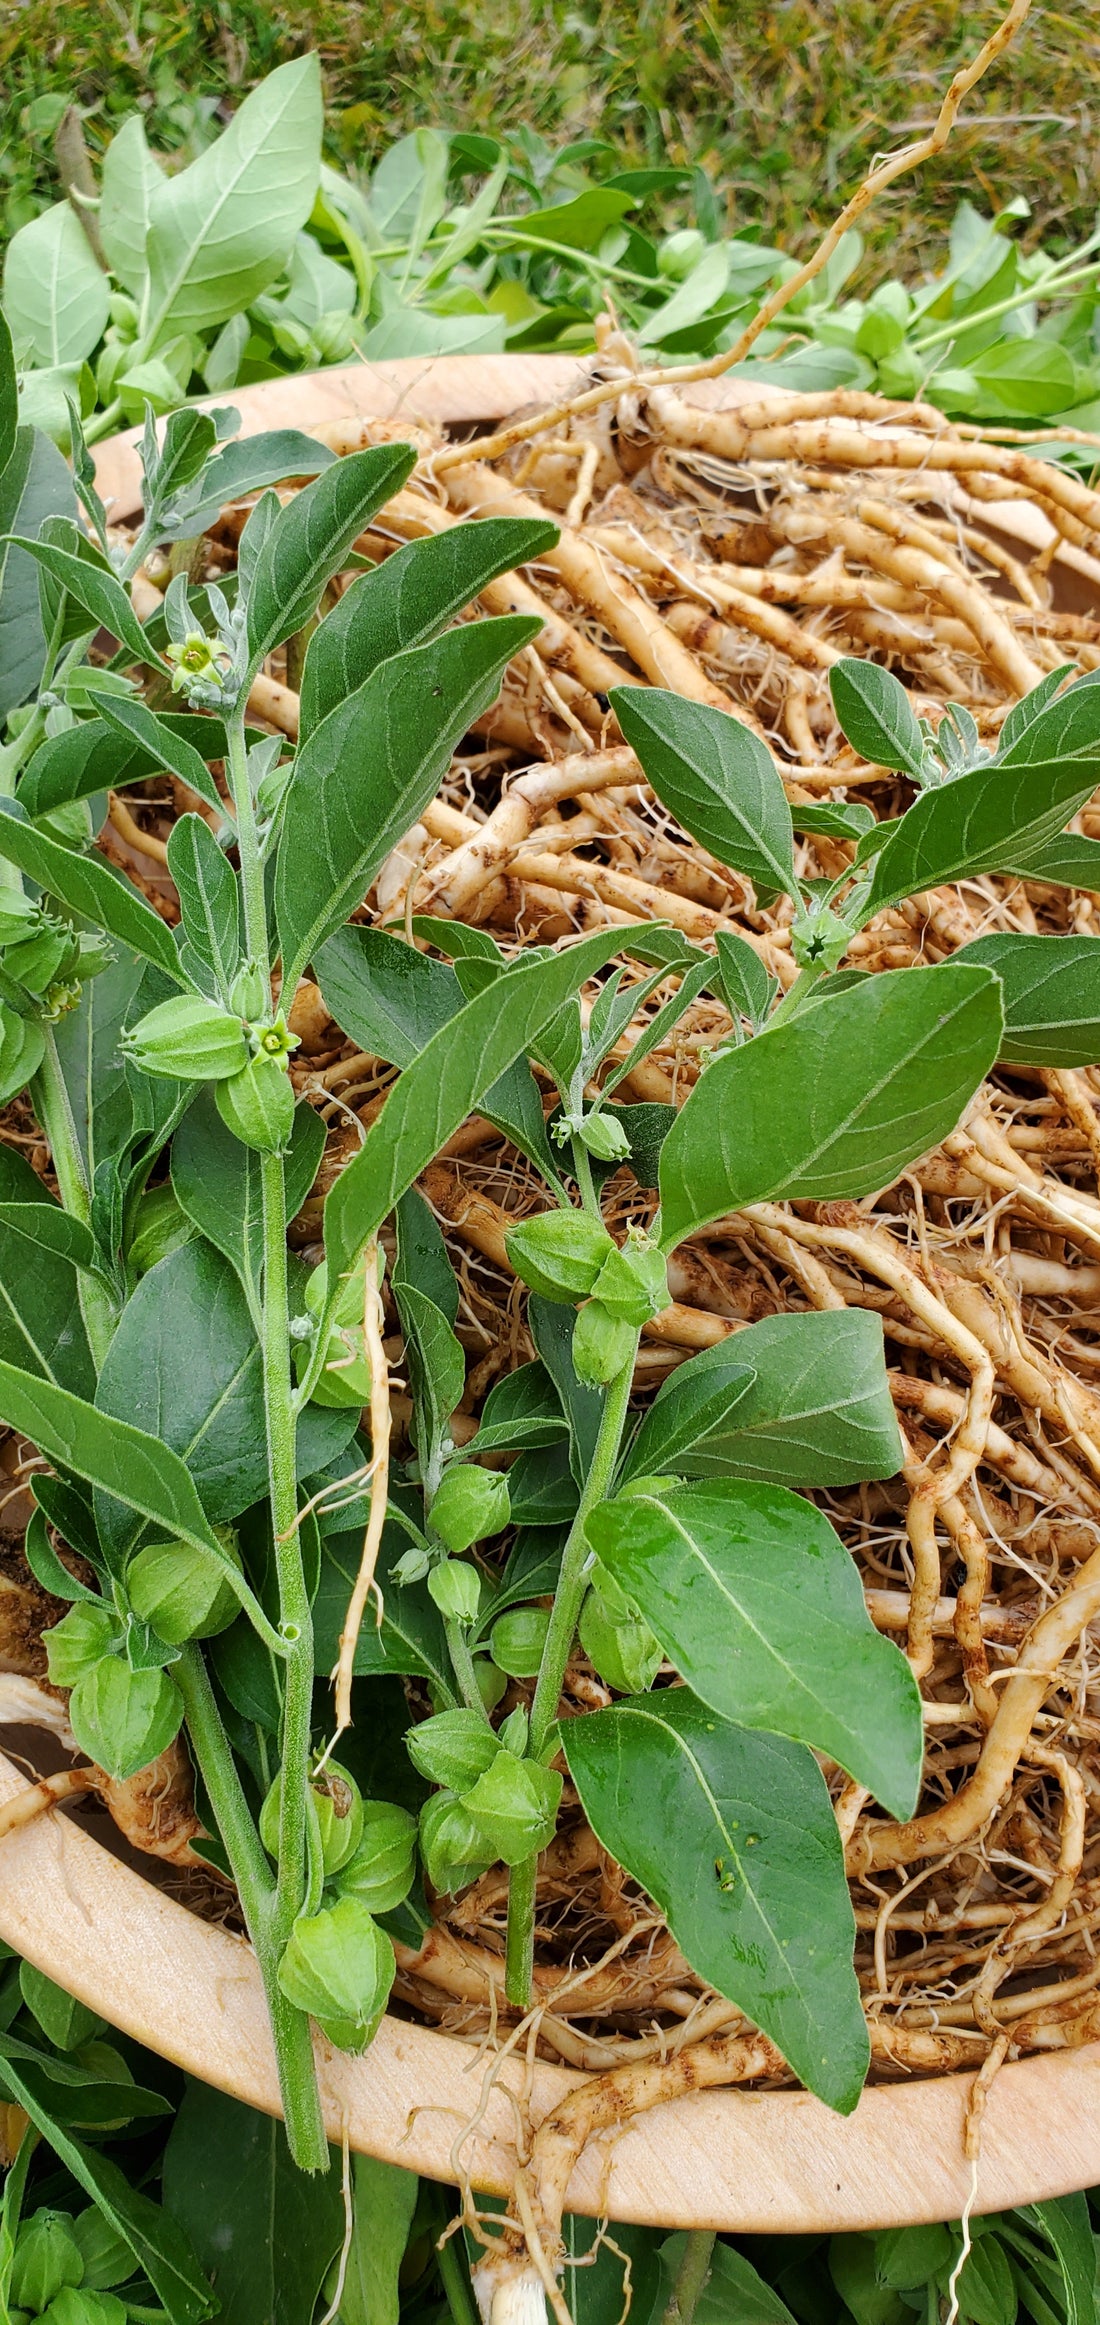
[224,708,326,2169]
[176,1648,328,2171]
[445,1616,491,1718]
[660,2232,716,2325]
[30,1029,119,1370]
[504,1340,639,2006]
[768,959,828,1029]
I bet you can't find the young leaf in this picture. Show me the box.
[324,2155,419,2325]
[93,697,228,822]
[564,1690,869,2112]
[167,814,242,1000]
[0,2055,214,2325]
[828,659,928,779]
[141,55,324,349]
[393,1189,466,1463]
[666,1309,902,1488]
[171,1090,324,1319]
[658,963,1003,1249]
[17,709,230,822]
[611,686,799,900]
[2,533,160,670]
[0,803,186,985]
[713,929,774,1028]
[156,429,337,542]
[275,614,539,988]
[999,665,1076,755]
[323,928,627,1283]
[2,204,111,367]
[957,932,1100,1067]
[245,440,417,670]
[865,680,1100,914]
[299,514,559,735]
[589,1476,922,1814]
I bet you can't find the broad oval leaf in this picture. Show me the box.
[142,55,323,347]
[246,440,416,671]
[0,1356,226,1564]
[3,533,159,669]
[0,801,185,985]
[17,709,230,821]
[611,686,799,900]
[275,613,539,988]
[162,2082,342,2325]
[157,429,336,544]
[959,932,1100,1067]
[658,962,1003,1248]
[323,927,629,1283]
[564,1689,869,2111]
[0,426,77,720]
[99,114,163,297]
[2,204,110,367]
[588,1476,922,1816]
[828,659,927,780]
[299,514,559,737]
[657,1309,903,1489]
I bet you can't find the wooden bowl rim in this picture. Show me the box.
[63,358,1100,2227]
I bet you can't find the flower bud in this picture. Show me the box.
[589,1234,668,1326]
[67,1660,184,1783]
[572,1300,636,1388]
[10,2214,84,2314]
[418,1792,495,1895]
[406,1710,500,1794]
[128,1183,198,1277]
[4,924,78,996]
[579,1579,662,1696]
[277,1895,394,2052]
[657,227,706,279]
[0,893,44,946]
[334,1801,417,1913]
[44,1601,123,1690]
[42,2293,127,2325]
[426,1559,482,1626]
[429,1464,511,1555]
[215,1056,295,1153]
[70,2210,133,2292]
[489,1606,550,1679]
[229,962,268,1019]
[261,1760,365,1877]
[312,311,357,365]
[126,1530,242,1644]
[574,1111,631,1163]
[392,1544,431,1584]
[505,1211,615,1305]
[459,1753,562,1866]
[121,996,248,1082]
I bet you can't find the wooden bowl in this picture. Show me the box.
[8,359,1094,2231]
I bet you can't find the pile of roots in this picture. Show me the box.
[9,357,1100,2111]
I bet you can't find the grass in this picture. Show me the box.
[1,1,1097,280]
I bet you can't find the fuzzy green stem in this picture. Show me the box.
[768,959,828,1029]
[660,2232,716,2325]
[505,1340,639,2006]
[175,1648,328,2170]
[445,1616,491,1718]
[30,1029,119,1370]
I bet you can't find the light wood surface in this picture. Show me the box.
[0,1743,1098,2228]
[69,358,1100,2225]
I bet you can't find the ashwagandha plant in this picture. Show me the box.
[5,298,1100,2270]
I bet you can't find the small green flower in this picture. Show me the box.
[164,631,229,692]
[248,1013,300,1066]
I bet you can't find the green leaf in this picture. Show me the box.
[0,1200,94,1397]
[636,244,731,347]
[958,932,1100,1066]
[0,1353,231,1564]
[314,1524,452,1693]
[564,1690,869,2111]
[658,963,1003,1248]
[828,660,928,779]
[324,928,627,1281]
[468,1362,570,1456]
[0,426,77,720]
[999,666,1076,756]
[299,514,559,735]
[246,440,416,671]
[611,687,799,899]
[509,187,639,251]
[1013,2197,1096,2325]
[0,309,16,479]
[166,814,242,1000]
[0,803,185,984]
[324,2156,418,2325]
[655,2236,799,2325]
[68,1657,184,1782]
[393,1189,465,1462]
[314,924,560,1183]
[2,205,110,367]
[53,952,145,1188]
[0,2052,215,2325]
[17,710,230,822]
[865,681,1100,914]
[99,114,163,297]
[93,1240,353,1559]
[665,1309,903,1489]
[1001,832,1100,891]
[141,56,324,348]
[620,1346,756,1481]
[2,532,159,669]
[156,429,336,542]
[275,613,538,988]
[589,1476,921,1814]
[171,1090,324,1318]
[94,696,228,819]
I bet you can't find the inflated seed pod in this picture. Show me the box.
[44,1601,123,1689]
[260,1760,365,1877]
[504,1211,615,1304]
[66,1660,184,1784]
[426,1558,482,1625]
[277,1895,395,2052]
[458,1752,562,1866]
[334,1801,417,1913]
[42,2284,128,2325]
[571,1299,636,1387]
[120,996,248,1082]
[488,1605,550,1679]
[126,1530,242,1645]
[418,1791,495,1897]
[405,1709,500,1793]
[573,1109,631,1163]
[429,1464,511,1554]
[589,1235,668,1324]
[215,1054,296,1153]
[10,2213,84,2314]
